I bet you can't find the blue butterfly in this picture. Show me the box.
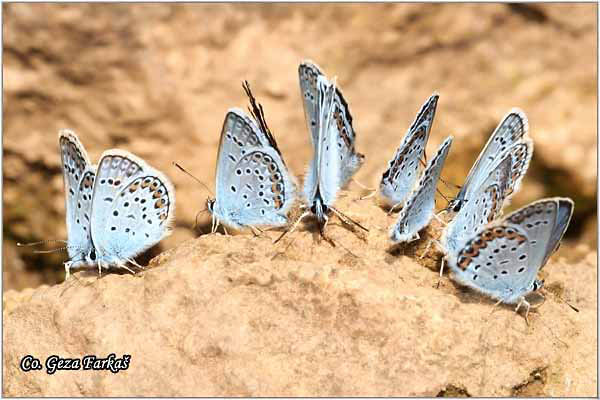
[380,93,439,210]
[206,82,297,233]
[290,60,366,241]
[446,197,574,323]
[59,130,175,278]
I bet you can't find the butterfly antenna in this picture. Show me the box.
[542,286,580,312]
[172,162,214,196]
[17,239,67,247]
[32,246,68,254]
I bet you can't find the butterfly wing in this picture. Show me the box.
[215,146,296,228]
[299,60,324,149]
[216,109,273,201]
[314,76,365,206]
[442,154,512,255]
[59,130,96,265]
[502,139,533,206]
[504,197,573,271]
[448,197,570,304]
[90,150,175,265]
[455,109,530,208]
[541,198,574,267]
[448,223,533,303]
[389,136,452,243]
[303,74,335,204]
[380,94,439,206]
[331,86,365,188]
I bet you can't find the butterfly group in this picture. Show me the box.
[32,59,574,323]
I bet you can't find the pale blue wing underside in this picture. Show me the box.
[214,106,296,229]
[302,64,364,208]
[541,198,574,267]
[213,146,296,228]
[90,150,175,265]
[59,130,96,266]
[299,61,324,149]
[447,197,573,304]
[390,136,453,243]
[442,154,512,255]
[380,93,439,206]
[455,109,530,209]
[216,109,273,203]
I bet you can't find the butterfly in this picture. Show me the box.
[59,130,175,278]
[390,136,453,243]
[380,93,439,209]
[448,109,532,212]
[446,197,574,322]
[206,81,297,233]
[295,60,367,240]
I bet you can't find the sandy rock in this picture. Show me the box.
[3,195,597,396]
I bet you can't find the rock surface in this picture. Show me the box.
[3,3,597,289]
[3,195,598,396]
[3,4,597,396]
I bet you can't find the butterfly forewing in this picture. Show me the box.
[59,130,96,264]
[332,86,364,187]
[380,94,438,207]
[541,198,574,267]
[390,136,452,243]
[299,61,324,149]
[455,109,530,208]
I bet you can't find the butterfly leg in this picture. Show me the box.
[515,297,532,325]
[488,298,505,317]
[118,263,137,276]
[64,261,73,280]
[249,225,264,237]
[351,178,375,191]
[436,258,445,289]
[358,189,377,201]
[127,258,146,272]
[419,240,433,259]
[273,210,310,244]
[433,211,447,227]
[387,202,403,215]
[319,214,337,248]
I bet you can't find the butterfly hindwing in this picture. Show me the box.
[90,150,174,265]
[217,147,294,227]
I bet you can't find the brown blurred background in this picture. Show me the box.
[3,3,597,290]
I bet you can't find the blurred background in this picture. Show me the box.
[3,3,597,290]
